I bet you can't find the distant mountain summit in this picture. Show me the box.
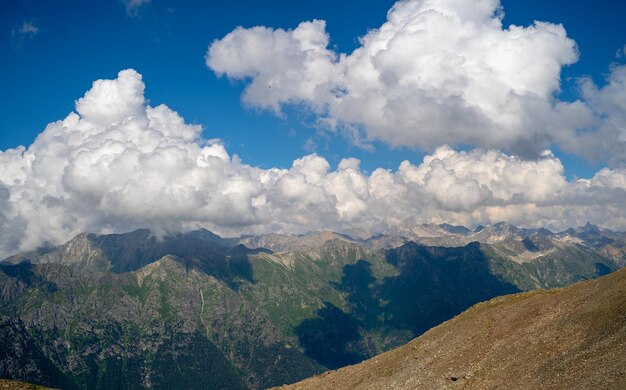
[359,222,626,260]
[238,230,356,253]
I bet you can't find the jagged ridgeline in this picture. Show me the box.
[0,224,624,389]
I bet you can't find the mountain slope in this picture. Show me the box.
[0,317,73,389]
[0,378,55,389]
[276,266,626,390]
[0,226,622,389]
[0,253,321,389]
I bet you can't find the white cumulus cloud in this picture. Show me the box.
[207,0,626,165]
[122,0,151,16]
[576,65,626,165]
[1,69,626,258]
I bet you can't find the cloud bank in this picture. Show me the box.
[207,0,626,164]
[1,69,626,257]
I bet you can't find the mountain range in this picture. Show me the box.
[0,222,624,389]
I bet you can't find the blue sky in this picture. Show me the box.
[2,0,625,178]
[1,0,626,254]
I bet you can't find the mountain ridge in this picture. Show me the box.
[0,222,624,389]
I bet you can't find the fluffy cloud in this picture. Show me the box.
[122,0,151,16]
[207,20,337,114]
[11,19,40,48]
[207,0,626,164]
[576,65,626,165]
[1,69,626,257]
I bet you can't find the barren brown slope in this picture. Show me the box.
[274,266,626,390]
[0,379,54,389]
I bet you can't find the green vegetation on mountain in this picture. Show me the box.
[277,261,626,390]
[0,224,622,388]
